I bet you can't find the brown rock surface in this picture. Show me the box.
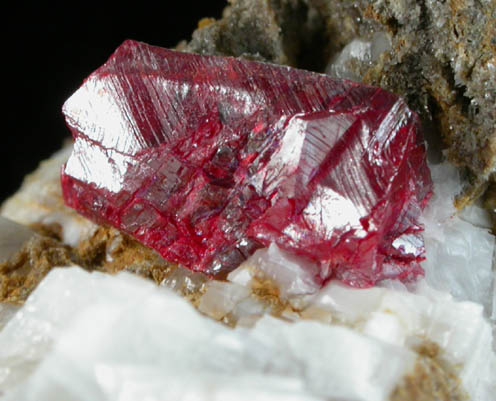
[0,225,205,305]
[391,341,468,401]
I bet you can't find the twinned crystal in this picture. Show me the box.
[61,40,432,286]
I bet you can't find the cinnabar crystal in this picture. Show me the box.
[61,40,432,287]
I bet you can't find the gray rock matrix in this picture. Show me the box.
[180,0,495,208]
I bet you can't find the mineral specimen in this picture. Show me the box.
[61,40,432,286]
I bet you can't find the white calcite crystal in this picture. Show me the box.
[221,243,496,399]
[0,304,18,331]
[0,145,97,247]
[306,281,495,399]
[198,280,252,320]
[229,243,321,299]
[0,267,416,401]
[1,264,495,400]
[421,163,495,313]
[326,32,392,81]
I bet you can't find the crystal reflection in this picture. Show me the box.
[303,186,364,236]
[64,139,135,193]
[63,77,145,154]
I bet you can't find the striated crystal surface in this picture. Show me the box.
[61,40,432,286]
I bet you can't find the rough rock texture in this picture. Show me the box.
[0,226,188,305]
[0,235,74,304]
[181,0,320,68]
[183,0,496,209]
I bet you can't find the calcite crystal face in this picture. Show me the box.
[61,40,432,286]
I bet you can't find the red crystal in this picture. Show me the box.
[61,40,432,287]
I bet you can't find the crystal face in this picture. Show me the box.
[61,40,432,286]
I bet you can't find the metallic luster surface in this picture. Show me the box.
[61,40,432,286]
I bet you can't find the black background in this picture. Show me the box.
[2,2,227,203]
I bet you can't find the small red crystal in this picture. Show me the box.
[61,40,432,287]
